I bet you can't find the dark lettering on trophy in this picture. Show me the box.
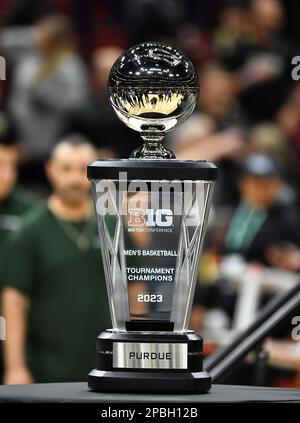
[291,56,300,81]
[128,208,173,227]
[129,351,172,360]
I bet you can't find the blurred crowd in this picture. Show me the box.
[0,0,300,387]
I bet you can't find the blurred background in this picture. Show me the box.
[0,0,300,388]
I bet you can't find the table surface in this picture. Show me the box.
[0,383,299,403]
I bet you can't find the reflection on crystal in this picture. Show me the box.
[108,42,199,158]
[112,90,184,117]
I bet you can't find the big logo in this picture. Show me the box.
[128,208,173,227]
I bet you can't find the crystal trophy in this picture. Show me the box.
[87,42,217,393]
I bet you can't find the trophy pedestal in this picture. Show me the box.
[88,329,211,394]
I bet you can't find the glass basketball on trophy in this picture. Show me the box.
[87,42,217,393]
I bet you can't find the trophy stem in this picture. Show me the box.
[130,132,176,159]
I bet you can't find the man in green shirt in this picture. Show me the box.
[1,136,111,384]
[0,114,36,383]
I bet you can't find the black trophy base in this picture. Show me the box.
[88,329,211,394]
[88,369,211,394]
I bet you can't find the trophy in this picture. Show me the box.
[87,42,217,393]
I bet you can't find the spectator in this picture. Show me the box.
[214,0,254,67]
[277,85,300,191]
[0,111,36,384]
[249,122,288,165]
[1,135,112,384]
[221,154,300,264]
[65,46,139,158]
[171,63,248,206]
[233,0,294,121]
[248,121,300,205]
[171,64,246,157]
[0,112,36,263]
[1,15,90,184]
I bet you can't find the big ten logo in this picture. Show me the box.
[0,315,6,341]
[291,316,300,341]
[128,208,173,227]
